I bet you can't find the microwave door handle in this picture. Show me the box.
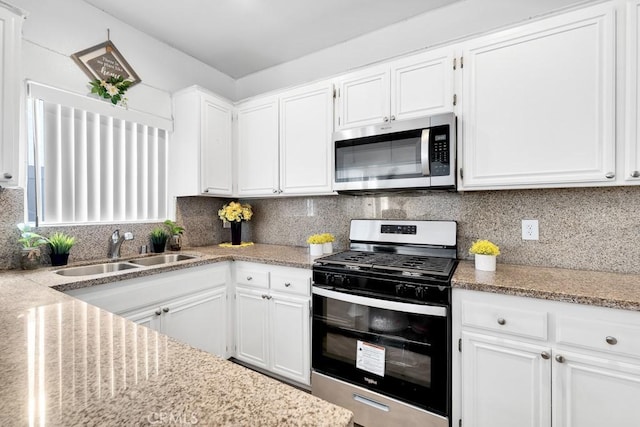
[421,129,430,176]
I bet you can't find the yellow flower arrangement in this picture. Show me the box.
[469,239,501,256]
[307,233,335,245]
[218,201,253,223]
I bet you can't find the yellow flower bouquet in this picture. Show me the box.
[218,201,253,223]
[307,233,335,255]
[469,239,500,272]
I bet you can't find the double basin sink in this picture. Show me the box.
[55,254,198,277]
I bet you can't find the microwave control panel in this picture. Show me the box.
[430,125,450,176]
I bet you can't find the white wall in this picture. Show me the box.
[235,0,597,100]
[10,0,236,118]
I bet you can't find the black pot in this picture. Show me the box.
[152,242,166,253]
[50,253,69,267]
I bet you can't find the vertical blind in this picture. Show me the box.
[26,82,172,225]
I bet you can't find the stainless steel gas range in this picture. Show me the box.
[311,219,457,427]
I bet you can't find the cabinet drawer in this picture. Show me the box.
[556,315,640,359]
[271,272,310,296]
[235,265,269,288]
[461,300,548,340]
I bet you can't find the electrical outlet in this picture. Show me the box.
[522,219,539,240]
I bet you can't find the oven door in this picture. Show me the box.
[312,286,450,416]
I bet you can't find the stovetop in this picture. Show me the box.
[315,250,457,278]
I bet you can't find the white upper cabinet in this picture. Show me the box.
[236,97,280,196]
[170,87,233,198]
[279,82,333,195]
[335,47,455,130]
[0,5,23,187]
[237,81,334,197]
[460,3,616,190]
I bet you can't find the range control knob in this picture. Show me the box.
[414,286,425,299]
[395,284,406,295]
[332,275,345,286]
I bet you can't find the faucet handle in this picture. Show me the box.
[124,232,134,241]
[111,229,120,242]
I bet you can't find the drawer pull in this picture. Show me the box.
[284,282,291,287]
[497,318,506,325]
[162,307,170,313]
[606,336,618,345]
[353,394,389,412]
[541,351,550,360]
[555,355,565,363]
[246,276,253,281]
[155,309,162,316]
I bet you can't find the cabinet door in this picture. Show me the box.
[0,6,22,186]
[269,293,310,385]
[553,350,640,427]
[237,98,279,196]
[279,83,334,195]
[461,332,551,427]
[163,288,227,358]
[335,65,390,129]
[201,96,233,195]
[461,4,615,190]
[235,287,269,369]
[391,48,455,121]
[123,306,163,332]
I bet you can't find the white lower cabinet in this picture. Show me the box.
[65,263,230,358]
[233,262,311,386]
[454,289,640,427]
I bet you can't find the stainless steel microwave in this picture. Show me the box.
[333,113,456,192]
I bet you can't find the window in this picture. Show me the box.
[26,82,172,225]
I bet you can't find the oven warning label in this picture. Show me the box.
[356,340,385,377]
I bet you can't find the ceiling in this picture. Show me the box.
[84,0,461,79]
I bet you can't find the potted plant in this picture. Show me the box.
[218,202,253,245]
[164,219,185,251]
[47,232,76,266]
[150,227,170,253]
[17,223,48,270]
[469,239,501,272]
[320,233,335,254]
[307,234,326,256]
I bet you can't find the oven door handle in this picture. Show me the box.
[312,286,447,317]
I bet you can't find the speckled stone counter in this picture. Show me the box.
[0,275,353,427]
[18,243,319,292]
[453,261,640,311]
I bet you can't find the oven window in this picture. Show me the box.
[312,294,449,415]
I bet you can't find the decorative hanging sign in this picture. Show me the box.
[71,40,140,86]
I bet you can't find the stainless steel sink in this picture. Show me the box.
[56,262,140,277]
[129,254,199,267]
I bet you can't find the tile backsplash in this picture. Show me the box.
[3,186,640,274]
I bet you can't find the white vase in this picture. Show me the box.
[322,242,333,254]
[310,244,323,256]
[475,254,497,272]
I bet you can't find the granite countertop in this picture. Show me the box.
[0,271,353,426]
[19,243,318,292]
[453,261,640,311]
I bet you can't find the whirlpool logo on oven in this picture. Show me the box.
[363,376,378,386]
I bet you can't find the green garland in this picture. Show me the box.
[89,75,132,106]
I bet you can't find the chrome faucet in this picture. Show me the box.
[108,229,134,260]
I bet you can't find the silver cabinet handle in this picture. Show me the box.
[632,171,640,178]
[541,351,550,360]
[606,336,618,345]
[162,307,170,313]
[605,172,615,179]
[390,115,396,121]
[284,282,291,287]
[3,172,12,179]
[383,116,389,122]
[246,276,253,281]
[497,318,506,325]
[155,309,162,316]
[273,189,278,193]
[555,355,565,363]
